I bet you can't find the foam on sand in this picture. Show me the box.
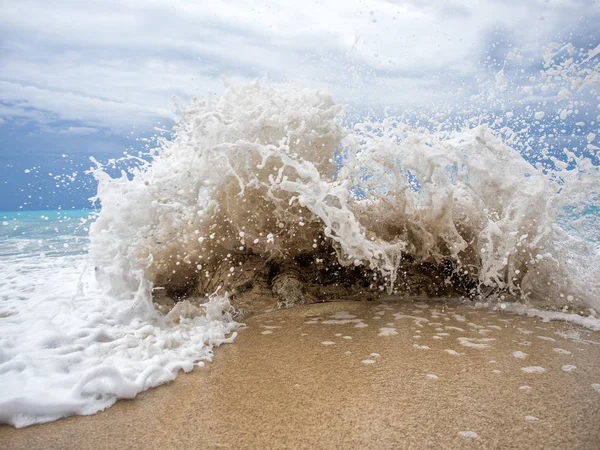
[378,327,398,336]
[0,254,238,428]
[521,366,547,374]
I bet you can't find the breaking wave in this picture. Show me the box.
[90,75,599,313]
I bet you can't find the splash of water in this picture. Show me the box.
[89,52,599,312]
[1,41,598,429]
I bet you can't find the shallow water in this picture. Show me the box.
[0,210,91,257]
[2,300,599,449]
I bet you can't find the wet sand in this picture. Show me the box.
[2,299,600,449]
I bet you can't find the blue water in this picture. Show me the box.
[0,210,96,258]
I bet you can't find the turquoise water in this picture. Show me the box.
[0,210,96,257]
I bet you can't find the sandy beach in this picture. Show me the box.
[2,299,600,449]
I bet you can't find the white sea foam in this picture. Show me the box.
[500,303,600,331]
[413,344,430,350]
[0,253,237,428]
[458,337,495,349]
[553,348,571,355]
[521,366,547,374]
[378,327,398,336]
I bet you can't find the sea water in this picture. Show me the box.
[1,42,599,428]
[0,211,238,427]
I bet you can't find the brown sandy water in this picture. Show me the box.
[2,299,600,449]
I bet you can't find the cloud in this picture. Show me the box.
[0,0,597,134]
[53,126,100,136]
[0,80,174,130]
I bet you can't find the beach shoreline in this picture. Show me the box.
[3,299,600,449]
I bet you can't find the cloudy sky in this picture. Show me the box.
[0,0,598,210]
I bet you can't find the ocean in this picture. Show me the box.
[0,210,92,258]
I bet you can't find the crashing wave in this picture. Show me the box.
[89,80,599,314]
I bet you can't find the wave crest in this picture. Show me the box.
[89,81,600,313]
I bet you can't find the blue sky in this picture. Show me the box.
[0,0,598,210]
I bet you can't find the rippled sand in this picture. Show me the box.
[2,299,600,449]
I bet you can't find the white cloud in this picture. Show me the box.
[55,126,100,136]
[0,0,596,133]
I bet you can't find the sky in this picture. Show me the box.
[0,0,598,210]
